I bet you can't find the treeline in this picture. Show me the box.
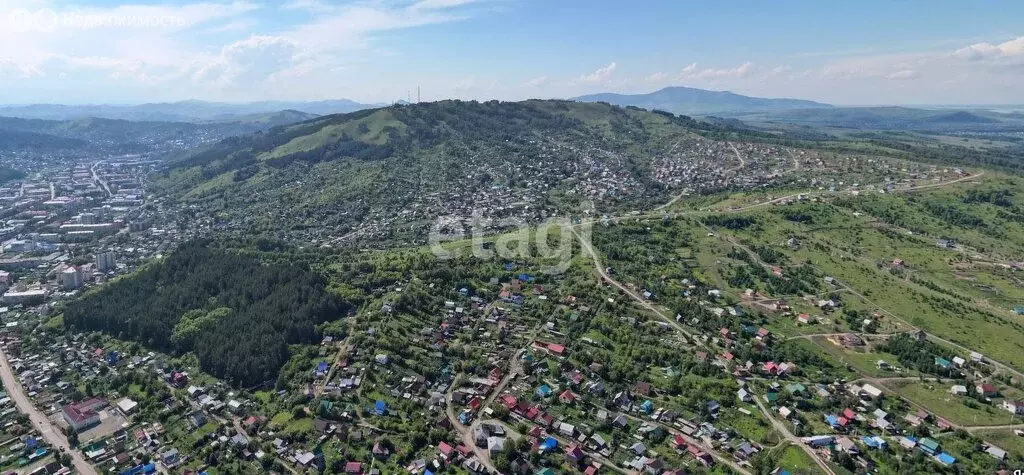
[64,240,349,387]
[390,99,587,147]
[963,188,1014,208]
[877,333,958,378]
[266,136,394,168]
[703,215,758,230]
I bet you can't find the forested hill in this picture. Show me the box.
[63,241,350,387]
[153,100,734,243]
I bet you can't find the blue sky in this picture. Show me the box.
[1,0,1023,105]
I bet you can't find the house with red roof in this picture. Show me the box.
[977,383,998,398]
[344,461,362,474]
[62,397,107,431]
[438,441,455,460]
[687,445,714,466]
[559,389,577,404]
[499,394,518,410]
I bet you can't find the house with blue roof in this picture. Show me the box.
[935,357,952,369]
[825,414,841,429]
[862,436,886,449]
[536,384,552,397]
[936,452,956,465]
[539,437,558,452]
[640,400,654,414]
[374,400,387,416]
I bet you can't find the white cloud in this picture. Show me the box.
[190,35,305,87]
[411,0,478,10]
[578,62,617,83]
[887,69,918,80]
[0,0,483,102]
[522,76,548,87]
[453,75,477,91]
[645,72,668,82]
[680,61,755,80]
[0,58,43,78]
[954,37,1024,60]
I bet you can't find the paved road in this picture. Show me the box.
[91,161,112,197]
[0,348,98,475]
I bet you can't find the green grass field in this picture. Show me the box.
[889,381,1019,426]
[773,444,825,475]
[971,428,1024,458]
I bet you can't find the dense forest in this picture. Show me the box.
[0,167,26,184]
[0,129,87,150]
[63,241,349,386]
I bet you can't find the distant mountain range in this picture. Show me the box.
[733,106,1024,131]
[0,99,378,122]
[572,86,833,115]
[0,112,321,155]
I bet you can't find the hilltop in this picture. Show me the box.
[156,99,802,245]
[157,98,1000,247]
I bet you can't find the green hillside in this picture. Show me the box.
[154,100,724,240]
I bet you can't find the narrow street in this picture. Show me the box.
[0,348,98,475]
[752,392,835,475]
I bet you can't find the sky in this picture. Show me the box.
[1,0,1023,105]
